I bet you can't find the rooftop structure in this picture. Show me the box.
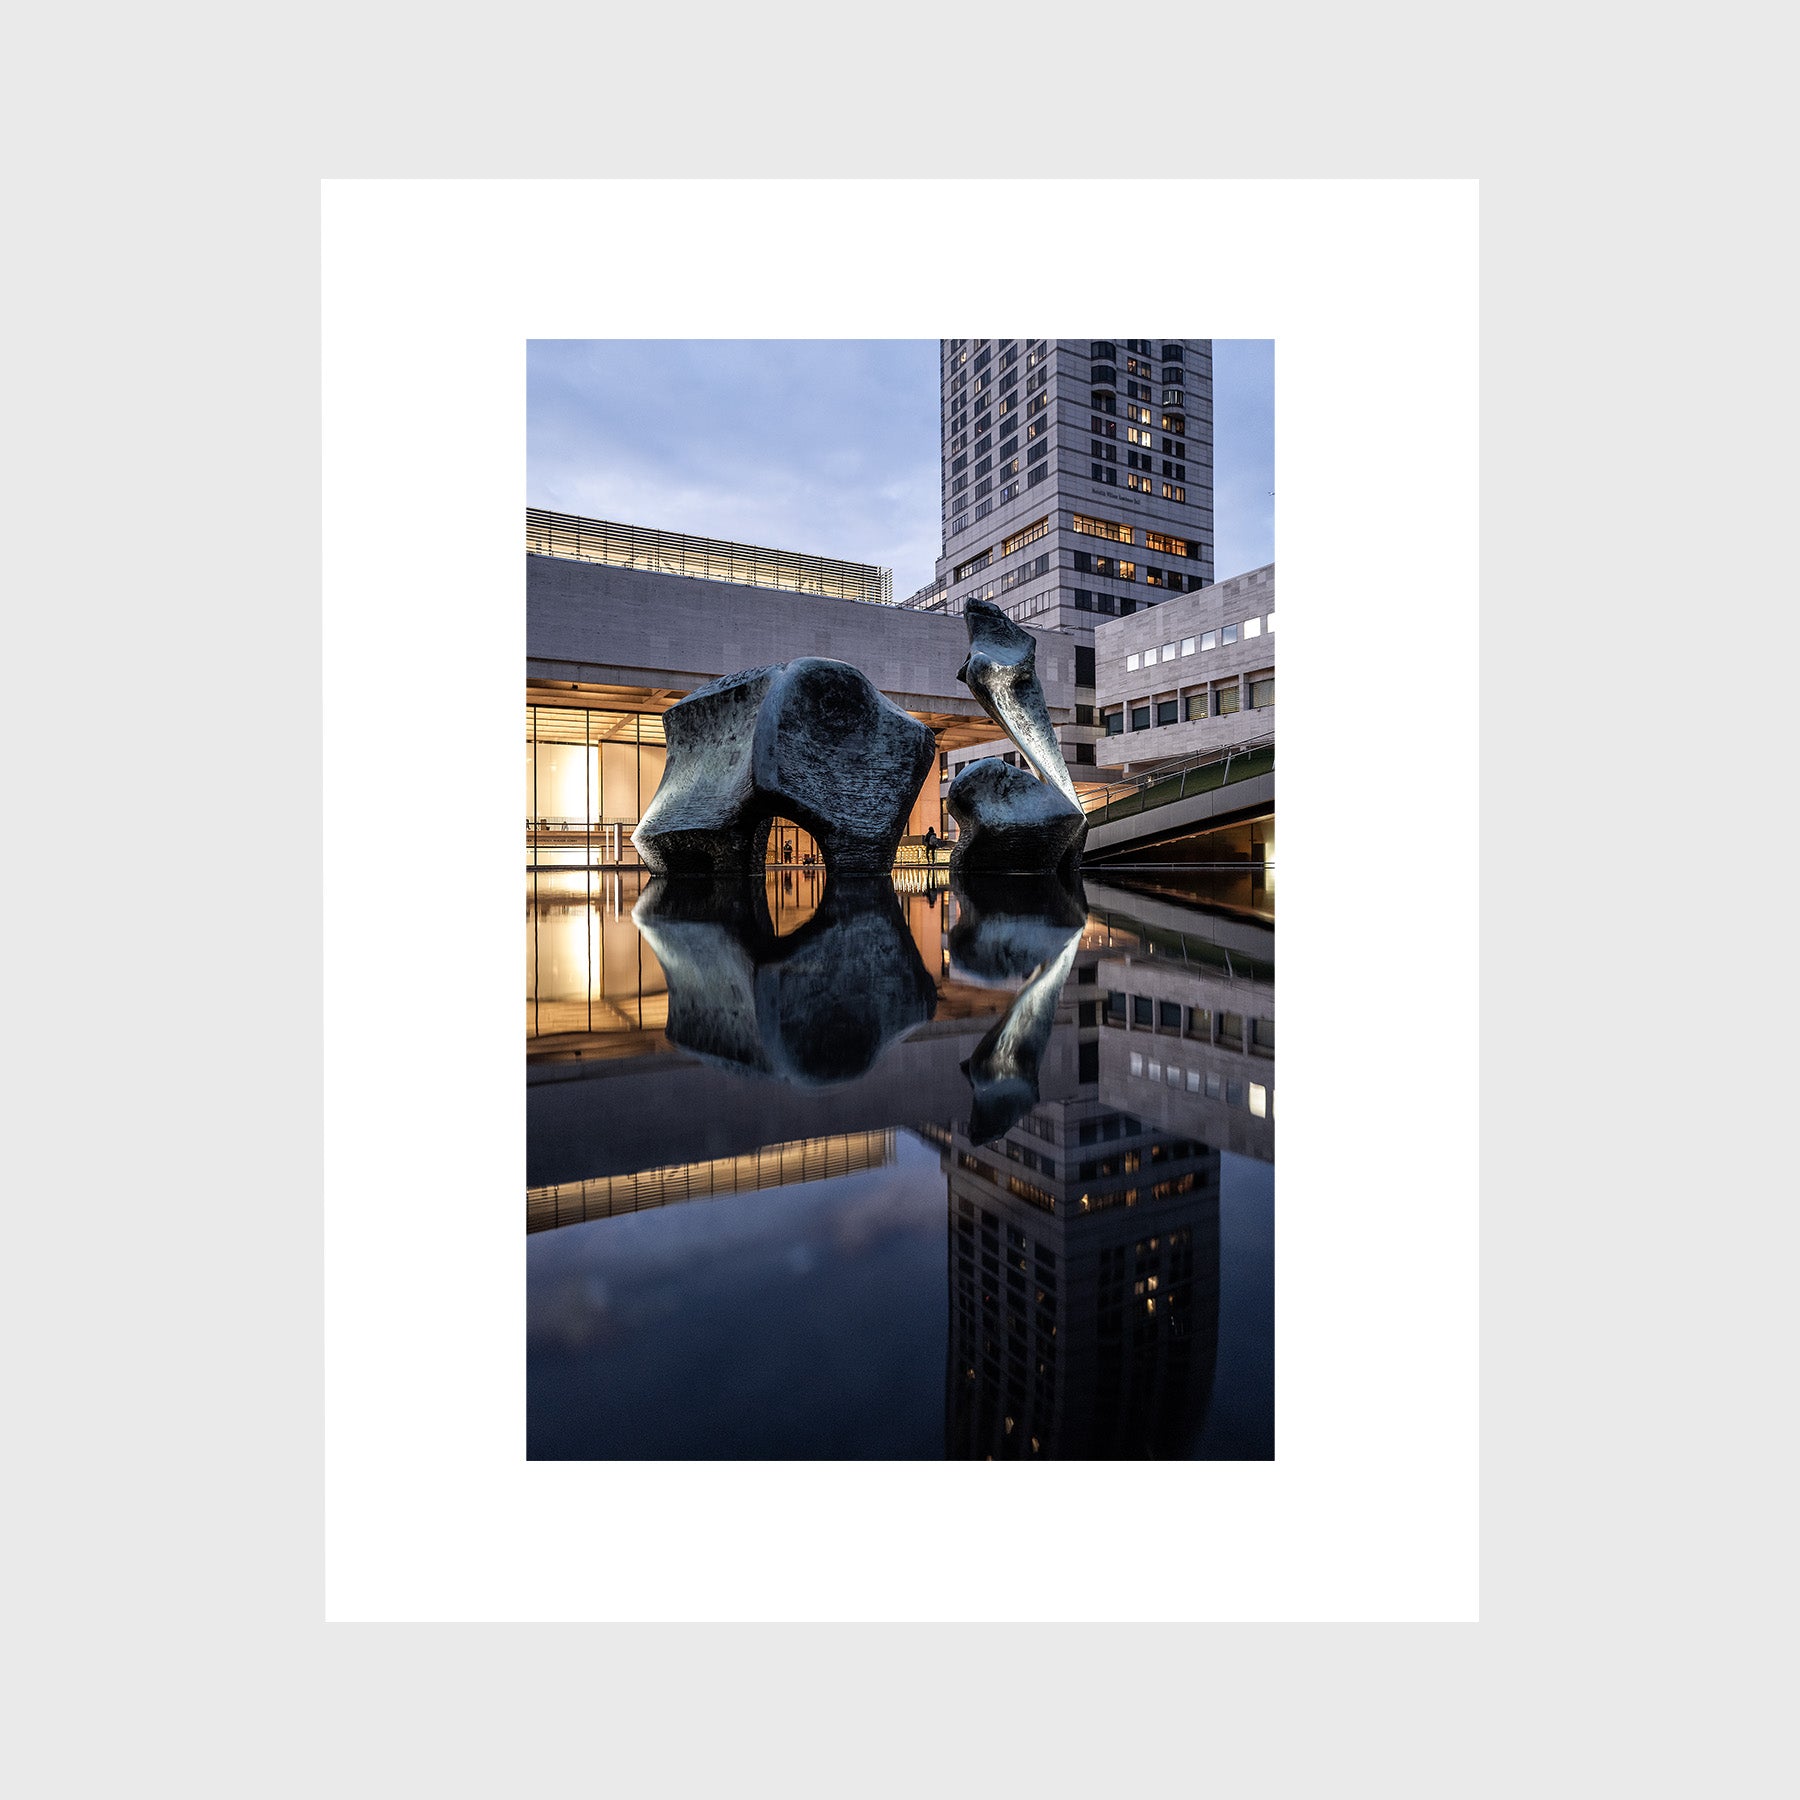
[528,508,893,607]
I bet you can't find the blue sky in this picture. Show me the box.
[528,340,1274,599]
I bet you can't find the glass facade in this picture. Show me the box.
[527,509,893,606]
[527,704,668,868]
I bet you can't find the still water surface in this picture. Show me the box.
[527,865,1273,1459]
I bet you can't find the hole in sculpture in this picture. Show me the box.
[763,816,824,934]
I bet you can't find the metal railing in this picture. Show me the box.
[893,836,954,869]
[1081,733,1275,825]
[527,508,893,606]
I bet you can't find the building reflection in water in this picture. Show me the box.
[925,1106,1222,1460]
[525,861,1271,1460]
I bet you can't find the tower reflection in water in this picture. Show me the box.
[526,859,1271,1460]
[927,1109,1221,1461]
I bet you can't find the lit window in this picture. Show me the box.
[1186,1070,1201,1092]
[1144,646,1158,666]
[1130,1053,1144,1076]
[1147,1061,1161,1081]
[1249,1083,1268,1118]
[1162,643,1176,661]
[1181,638,1195,655]
[1266,612,1276,631]
[1251,677,1274,709]
[1244,617,1262,639]
[1127,653,1139,671]
[1201,630,1217,651]
[1214,685,1241,716]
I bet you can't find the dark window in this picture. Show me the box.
[1078,1041,1100,1083]
[1072,550,1092,573]
[1076,646,1096,687]
[1074,589,1094,612]
[1159,1001,1181,1029]
[1098,594,1116,614]
[1156,699,1178,726]
[1130,705,1151,731]
[1132,996,1154,1026]
[1103,711,1124,735]
[1072,742,1095,765]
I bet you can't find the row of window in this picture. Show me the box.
[1091,339,1184,363]
[1103,676,1275,733]
[1124,613,1274,671]
[1106,994,1275,1055]
[1126,1055,1271,1117]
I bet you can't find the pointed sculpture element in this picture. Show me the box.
[957,598,1081,808]
[948,599,1088,876]
[951,876,1084,1144]
[632,658,937,876]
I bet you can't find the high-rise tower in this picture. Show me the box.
[904,338,1214,772]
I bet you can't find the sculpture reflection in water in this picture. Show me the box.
[948,873,1087,1146]
[528,864,1264,1459]
[633,874,937,1085]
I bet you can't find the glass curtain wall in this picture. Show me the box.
[527,705,667,868]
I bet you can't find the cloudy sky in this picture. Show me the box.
[527,340,1274,599]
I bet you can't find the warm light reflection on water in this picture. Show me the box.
[526,866,1274,1459]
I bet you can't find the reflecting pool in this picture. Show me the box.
[527,864,1274,1459]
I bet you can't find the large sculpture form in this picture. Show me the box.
[633,658,936,876]
[632,875,937,1084]
[947,599,1087,878]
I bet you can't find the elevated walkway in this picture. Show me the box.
[1081,738,1274,859]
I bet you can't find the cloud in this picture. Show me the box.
[528,339,944,598]
[528,339,1274,596]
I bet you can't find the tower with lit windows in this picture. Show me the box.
[903,338,1214,774]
